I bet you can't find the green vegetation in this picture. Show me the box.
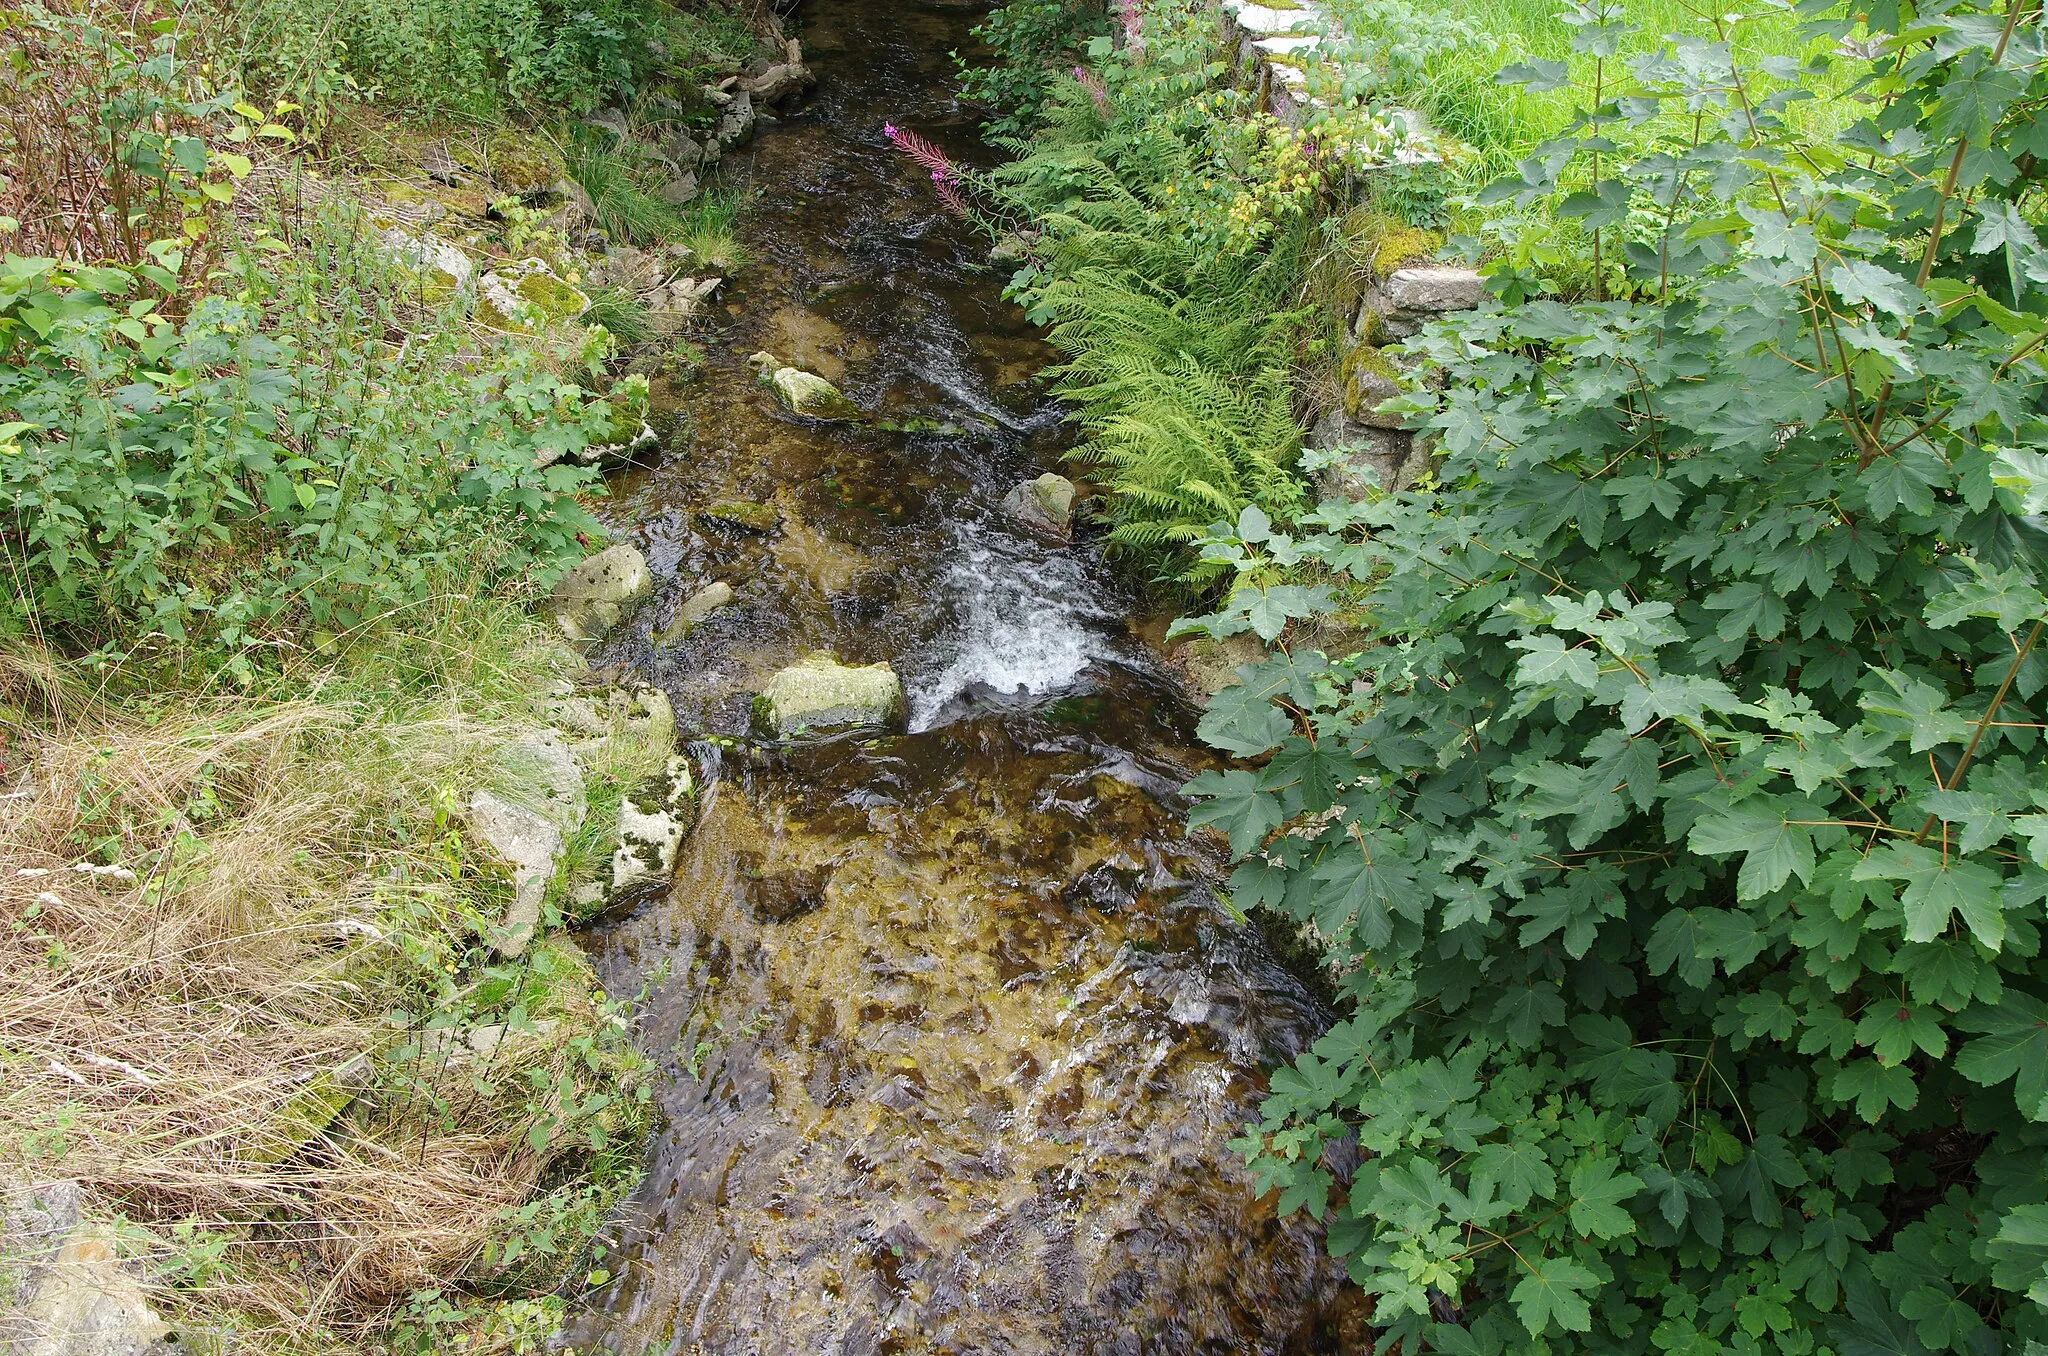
[0,0,768,1347]
[985,0,2048,1349]
[221,0,687,119]
[988,1,1323,578]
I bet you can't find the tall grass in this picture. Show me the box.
[1325,0,1850,179]
[0,589,660,1351]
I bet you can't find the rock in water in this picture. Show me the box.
[753,654,905,736]
[611,755,698,894]
[548,545,651,646]
[654,580,734,646]
[999,472,1076,538]
[769,366,860,421]
[699,499,780,534]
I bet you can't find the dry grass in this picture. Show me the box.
[0,599,649,1350]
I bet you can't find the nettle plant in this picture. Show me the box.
[0,251,605,655]
[1179,0,2048,1350]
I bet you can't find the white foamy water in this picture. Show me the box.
[904,524,1124,731]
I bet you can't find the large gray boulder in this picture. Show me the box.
[466,731,586,958]
[610,755,698,895]
[1384,266,1484,313]
[752,654,905,736]
[768,367,859,421]
[548,545,651,646]
[999,472,1076,539]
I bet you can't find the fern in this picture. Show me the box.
[996,122,1310,583]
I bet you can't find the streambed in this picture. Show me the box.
[560,2,1366,1349]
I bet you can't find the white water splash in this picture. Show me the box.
[905,523,1123,731]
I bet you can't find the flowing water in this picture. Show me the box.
[560,3,1368,1349]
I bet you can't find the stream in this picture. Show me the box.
[560,1,1368,1349]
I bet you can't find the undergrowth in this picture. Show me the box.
[0,593,654,1352]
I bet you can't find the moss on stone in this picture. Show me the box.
[1339,342,1400,415]
[701,499,780,533]
[1345,209,1445,275]
[512,268,588,320]
[487,128,565,198]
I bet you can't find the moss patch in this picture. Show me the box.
[1345,209,1445,276]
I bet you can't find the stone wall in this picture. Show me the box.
[1213,0,1486,498]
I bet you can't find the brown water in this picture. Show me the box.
[560,2,1368,1350]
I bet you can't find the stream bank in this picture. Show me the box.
[557,0,1369,1349]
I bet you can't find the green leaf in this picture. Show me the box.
[1828,259,1922,316]
[1196,682,1293,757]
[1688,801,1815,900]
[1470,1137,1557,1211]
[1510,634,1600,690]
[1185,769,1284,858]
[1954,993,2048,1119]
[1852,843,2006,948]
[1567,1158,1644,1239]
[1828,1058,1919,1122]
[1705,581,1788,643]
[1510,1255,1598,1335]
[1985,1204,2048,1303]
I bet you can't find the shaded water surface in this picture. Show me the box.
[563,2,1367,1349]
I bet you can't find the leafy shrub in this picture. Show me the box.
[958,0,1115,135]
[0,234,605,653]
[221,0,703,117]
[0,1,267,275]
[1178,0,2048,1351]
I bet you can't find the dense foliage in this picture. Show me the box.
[989,2,1319,577]
[0,10,611,659]
[221,0,718,117]
[959,0,1114,135]
[1162,0,2048,1350]
[0,247,604,655]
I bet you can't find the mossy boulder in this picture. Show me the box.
[487,129,566,198]
[752,653,905,736]
[999,472,1076,538]
[769,366,860,421]
[478,258,589,331]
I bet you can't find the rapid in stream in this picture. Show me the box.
[560,2,1369,1349]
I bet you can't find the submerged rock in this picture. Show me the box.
[999,471,1076,538]
[752,653,905,736]
[549,545,651,646]
[654,580,734,646]
[700,500,780,534]
[611,754,697,895]
[769,366,860,421]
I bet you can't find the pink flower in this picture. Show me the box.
[883,120,971,217]
[1074,66,1110,112]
